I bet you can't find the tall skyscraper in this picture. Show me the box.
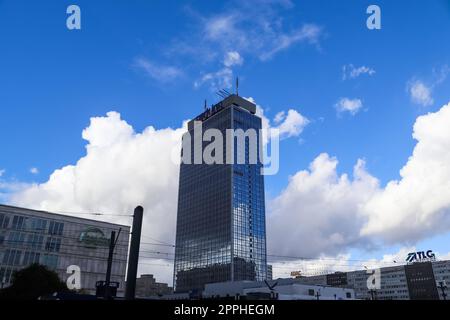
[174,94,267,293]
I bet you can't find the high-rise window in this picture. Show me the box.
[30,218,47,232]
[11,215,26,230]
[173,95,267,293]
[45,237,62,252]
[0,213,10,229]
[27,234,44,250]
[23,251,40,266]
[41,254,58,270]
[8,232,26,246]
[48,221,64,235]
[2,249,22,266]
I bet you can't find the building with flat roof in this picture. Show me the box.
[267,265,273,281]
[134,274,173,298]
[0,204,130,296]
[203,279,355,300]
[174,94,267,293]
[294,260,450,300]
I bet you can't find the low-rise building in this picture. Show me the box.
[267,265,273,281]
[294,259,450,300]
[203,279,355,300]
[134,274,173,297]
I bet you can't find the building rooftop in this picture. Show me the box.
[0,203,130,228]
[188,94,256,128]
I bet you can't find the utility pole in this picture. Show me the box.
[125,206,144,300]
[438,281,448,300]
[104,228,121,299]
[104,230,115,299]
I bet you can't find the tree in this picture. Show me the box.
[0,264,68,300]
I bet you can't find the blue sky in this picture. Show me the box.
[1,0,450,279]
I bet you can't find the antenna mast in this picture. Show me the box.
[236,77,239,96]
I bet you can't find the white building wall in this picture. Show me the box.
[244,284,355,300]
[203,280,355,300]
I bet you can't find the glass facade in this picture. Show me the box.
[232,107,267,282]
[174,95,267,293]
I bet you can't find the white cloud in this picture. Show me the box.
[0,180,32,204]
[187,3,322,90]
[335,98,363,115]
[138,3,323,92]
[268,101,450,260]
[194,52,241,90]
[137,258,174,285]
[406,66,450,107]
[223,51,243,67]
[194,67,233,90]
[259,24,322,61]
[182,4,323,63]
[0,169,5,177]
[434,65,450,85]
[273,109,310,139]
[342,64,375,80]
[441,251,450,261]
[268,154,378,258]
[204,13,239,42]
[134,57,183,83]
[273,111,285,124]
[361,102,450,242]
[30,167,39,175]
[247,97,309,144]
[408,80,434,107]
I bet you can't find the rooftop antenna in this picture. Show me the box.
[216,89,230,99]
[222,89,231,96]
[204,99,207,111]
[216,91,226,99]
[236,77,239,96]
